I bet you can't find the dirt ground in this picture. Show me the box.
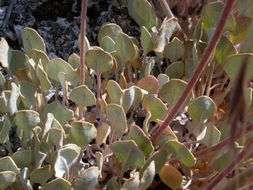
[0,0,140,60]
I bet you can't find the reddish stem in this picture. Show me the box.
[79,0,88,119]
[151,0,236,142]
[205,137,253,190]
[80,0,88,85]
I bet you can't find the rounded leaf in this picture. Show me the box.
[73,167,99,190]
[44,178,71,190]
[188,96,217,122]
[70,85,96,107]
[110,140,145,171]
[223,54,253,81]
[106,104,127,138]
[142,95,167,122]
[86,48,113,74]
[159,79,191,107]
[70,121,97,147]
[46,58,79,86]
[141,26,153,54]
[100,36,116,53]
[0,171,16,190]
[98,23,122,44]
[115,32,137,64]
[30,165,53,186]
[155,18,177,53]
[0,37,9,68]
[22,27,46,53]
[201,2,235,31]
[164,37,185,62]
[137,75,159,94]
[14,110,40,135]
[126,0,157,29]
[159,164,182,189]
[165,61,184,79]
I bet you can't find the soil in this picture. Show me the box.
[0,0,140,60]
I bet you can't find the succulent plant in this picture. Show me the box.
[0,0,253,189]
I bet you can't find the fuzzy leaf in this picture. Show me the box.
[142,95,167,122]
[70,121,97,147]
[121,86,144,112]
[22,27,46,53]
[36,62,52,91]
[73,167,99,190]
[70,85,96,107]
[141,26,153,54]
[27,49,49,69]
[164,37,185,62]
[155,18,177,53]
[223,54,253,81]
[0,116,10,144]
[54,144,80,178]
[159,164,182,189]
[0,156,19,173]
[86,48,114,74]
[19,80,37,109]
[128,124,154,158]
[9,50,28,76]
[122,172,140,190]
[165,61,184,79]
[201,2,235,31]
[0,37,9,68]
[140,149,168,176]
[159,79,191,107]
[9,83,20,115]
[47,128,64,149]
[15,110,40,136]
[68,53,80,69]
[127,0,157,29]
[98,23,122,44]
[115,32,137,64]
[47,58,79,86]
[229,16,252,44]
[107,80,123,105]
[0,72,5,89]
[157,74,170,88]
[44,178,71,190]
[137,75,159,94]
[12,150,33,169]
[238,0,253,19]
[100,36,116,53]
[111,140,145,171]
[96,122,111,146]
[107,104,127,138]
[215,36,236,65]
[0,171,16,190]
[30,165,53,186]
[43,100,74,125]
[193,123,221,147]
[162,141,196,167]
[188,96,217,122]
[139,161,155,190]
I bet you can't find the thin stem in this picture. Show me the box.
[151,0,236,142]
[205,137,253,190]
[194,122,253,157]
[96,73,102,115]
[80,0,88,85]
[79,0,88,119]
